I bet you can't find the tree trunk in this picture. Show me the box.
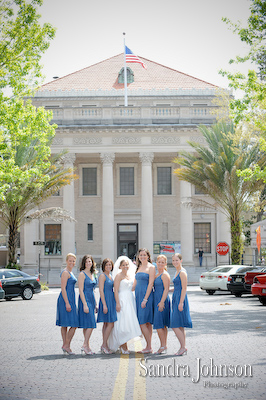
[231,217,242,265]
[8,213,19,267]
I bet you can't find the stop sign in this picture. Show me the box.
[216,242,229,255]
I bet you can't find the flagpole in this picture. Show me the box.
[123,32,128,107]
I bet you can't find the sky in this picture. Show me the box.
[39,0,253,90]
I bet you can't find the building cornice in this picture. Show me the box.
[34,88,224,98]
[54,125,199,135]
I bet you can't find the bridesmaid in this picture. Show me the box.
[78,254,97,355]
[56,253,79,355]
[170,253,192,356]
[132,248,155,354]
[97,258,117,354]
[153,254,171,354]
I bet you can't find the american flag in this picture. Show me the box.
[125,46,147,69]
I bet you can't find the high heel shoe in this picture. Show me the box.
[175,348,187,356]
[81,346,94,355]
[62,346,75,355]
[154,346,167,355]
[101,346,112,354]
[120,347,130,355]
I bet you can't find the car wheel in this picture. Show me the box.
[259,297,266,306]
[22,286,33,300]
[206,290,215,295]
[234,293,242,297]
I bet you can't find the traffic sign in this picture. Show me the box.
[33,241,45,246]
[216,242,229,255]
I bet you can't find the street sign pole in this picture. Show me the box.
[216,242,230,267]
[33,241,45,277]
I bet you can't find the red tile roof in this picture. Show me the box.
[39,53,218,92]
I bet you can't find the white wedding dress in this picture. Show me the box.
[108,277,141,352]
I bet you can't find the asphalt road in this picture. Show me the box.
[0,286,265,400]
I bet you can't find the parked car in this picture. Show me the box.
[0,280,5,300]
[0,269,41,300]
[227,266,261,297]
[251,274,266,305]
[244,267,266,292]
[199,265,245,295]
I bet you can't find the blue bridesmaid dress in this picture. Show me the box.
[153,274,170,329]
[56,270,78,327]
[78,272,97,329]
[135,272,154,325]
[97,274,117,323]
[170,270,192,328]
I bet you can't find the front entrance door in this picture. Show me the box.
[117,224,138,260]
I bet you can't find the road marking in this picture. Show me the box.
[134,341,146,400]
[111,352,129,400]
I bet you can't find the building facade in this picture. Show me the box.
[17,54,231,282]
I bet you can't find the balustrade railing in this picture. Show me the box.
[48,105,214,124]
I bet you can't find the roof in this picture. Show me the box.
[39,53,218,92]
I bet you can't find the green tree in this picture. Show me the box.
[0,1,76,267]
[173,122,266,264]
[0,0,55,97]
[0,99,76,266]
[220,0,266,132]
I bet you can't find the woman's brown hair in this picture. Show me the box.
[136,248,152,272]
[80,254,96,273]
[101,258,114,272]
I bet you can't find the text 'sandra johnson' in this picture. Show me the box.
[139,357,252,383]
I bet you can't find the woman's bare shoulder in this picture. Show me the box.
[98,273,106,281]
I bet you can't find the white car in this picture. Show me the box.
[199,265,245,295]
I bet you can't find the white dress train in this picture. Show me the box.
[108,278,141,352]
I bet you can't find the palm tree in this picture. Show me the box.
[173,122,266,264]
[0,138,77,267]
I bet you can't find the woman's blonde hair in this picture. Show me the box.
[156,254,168,270]
[66,253,76,261]
[172,253,182,261]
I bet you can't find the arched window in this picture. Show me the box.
[118,67,134,84]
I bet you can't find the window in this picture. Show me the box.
[83,167,97,196]
[118,67,134,84]
[88,224,93,241]
[194,223,211,253]
[0,270,22,278]
[120,167,134,195]
[45,224,61,255]
[195,186,205,195]
[17,232,20,248]
[157,167,172,195]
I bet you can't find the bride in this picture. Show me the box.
[108,256,141,354]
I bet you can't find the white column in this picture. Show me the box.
[180,180,194,265]
[23,218,39,270]
[139,152,154,252]
[62,153,76,261]
[101,152,115,260]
